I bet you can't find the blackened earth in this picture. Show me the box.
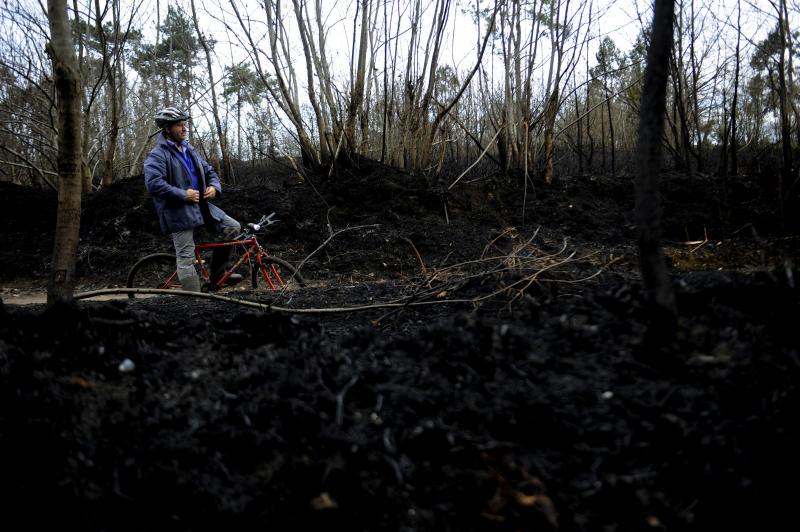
[1,161,799,531]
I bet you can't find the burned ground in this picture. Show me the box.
[0,163,798,531]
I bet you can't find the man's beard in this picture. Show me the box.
[164,129,185,143]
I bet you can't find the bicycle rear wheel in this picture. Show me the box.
[126,253,180,299]
[252,254,306,289]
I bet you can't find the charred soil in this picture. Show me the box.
[1,163,799,531]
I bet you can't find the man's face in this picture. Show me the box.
[164,121,188,143]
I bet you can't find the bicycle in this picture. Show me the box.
[126,213,306,298]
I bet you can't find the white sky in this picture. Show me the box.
[0,0,781,136]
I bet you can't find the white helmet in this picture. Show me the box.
[154,107,190,128]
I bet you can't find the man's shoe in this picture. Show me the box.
[224,273,244,286]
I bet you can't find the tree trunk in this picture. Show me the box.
[96,0,120,188]
[605,83,616,176]
[779,0,799,181]
[575,88,583,174]
[343,0,370,156]
[777,4,791,213]
[730,1,740,176]
[46,0,83,306]
[74,0,92,192]
[542,87,559,183]
[293,0,332,165]
[634,0,677,320]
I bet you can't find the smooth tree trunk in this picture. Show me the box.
[605,82,616,176]
[776,5,791,213]
[634,0,677,321]
[46,0,83,305]
[730,0,741,176]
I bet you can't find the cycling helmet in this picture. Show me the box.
[154,107,190,128]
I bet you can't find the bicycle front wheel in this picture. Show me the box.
[126,253,180,299]
[252,254,306,289]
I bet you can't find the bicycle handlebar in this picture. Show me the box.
[238,212,279,238]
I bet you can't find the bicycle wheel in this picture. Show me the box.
[252,254,306,289]
[126,253,180,299]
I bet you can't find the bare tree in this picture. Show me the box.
[343,0,371,156]
[773,0,792,211]
[229,0,320,169]
[46,0,83,305]
[635,0,677,320]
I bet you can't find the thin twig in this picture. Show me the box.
[293,224,380,276]
[401,236,427,275]
[447,126,504,191]
[335,375,359,426]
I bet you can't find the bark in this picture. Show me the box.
[512,0,523,167]
[575,82,583,174]
[605,81,616,176]
[522,1,541,172]
[542,0,570,184]
[730,0,741,177]
[635,0,677,320]
[293,0,332,164]
[776,2,791,207]
[343,0,370,156]
[688,0,704,173]
[46,0,83,305]
[95,0,119,188]
[74,0,92,192]
[779,0,799,179]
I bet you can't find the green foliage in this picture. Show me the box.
[130,6,202,80]
[71,17,143,59]
[748,22,800,109]
[591,37,622,88]
[433,64,460,102]
[223,63,268,105]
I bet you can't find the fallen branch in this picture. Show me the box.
[73,236,600,315]
[447,126,503,191]
[290,223,380,279]
[71,287,472,313]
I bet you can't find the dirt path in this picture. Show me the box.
[0,287,142,305]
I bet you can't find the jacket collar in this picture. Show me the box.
[157,132,193,153]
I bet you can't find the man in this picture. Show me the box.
[144,106,241,292]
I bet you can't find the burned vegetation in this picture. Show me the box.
[1,160,798,530]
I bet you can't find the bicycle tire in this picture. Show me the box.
[252,254,306,289]
[126,253,180,299]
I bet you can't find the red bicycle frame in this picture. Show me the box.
[195,237,285,289]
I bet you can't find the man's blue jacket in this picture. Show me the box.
[144,133,227,234]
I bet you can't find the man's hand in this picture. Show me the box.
[204,186,217,199]
[186,188,200,203]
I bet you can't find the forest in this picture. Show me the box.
[3,0,796,189]
[0,0,798,530]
